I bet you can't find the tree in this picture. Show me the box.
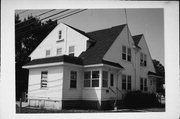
[15,14,57,100]
[152,59,165,95]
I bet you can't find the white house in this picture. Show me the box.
[23,23,160,110]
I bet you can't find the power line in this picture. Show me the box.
[16,9,86,35]
[15,9,56,26]
[18,10,29,15]
[16,9,70,31]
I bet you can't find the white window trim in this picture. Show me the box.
[45,49,51,57]
[122,45,131,62]
[57,48,62,56]
[70,71,77,89]
[84,70,100,88]
[122,74,132,90]
[41,71,48,89]
[140,77,148,91]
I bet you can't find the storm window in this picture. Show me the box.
[41,71,48,88]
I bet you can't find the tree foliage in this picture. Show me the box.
[15,14,57,100]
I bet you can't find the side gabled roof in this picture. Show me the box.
[79,24,126,65]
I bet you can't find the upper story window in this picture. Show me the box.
[122,74,131,90]
[140,53,147,67]
[70,71,77,88]
[41,71,48,88]
[122,45,131,62]
[46,50,50,57]
[69,46,75,57]
[102,71,108,87]
[57,48,62,55]
[140,78,148,91]
[56,30,64,42]
[84,70,100,88]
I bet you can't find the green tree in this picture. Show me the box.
[152,59,165,95]
[15,14,57,100]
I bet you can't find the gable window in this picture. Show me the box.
[84,70,100,88]
[140,78,148,91]
[110,73,114,87]
[122,74,131,90]
[70,71,77,88]
[140,53,147,67]
[59,30,62,39]
[41,71,48,88]
[122,46,131,62]
[102,71,108,87]
[69,46,75,56]
[46,50,50,57]
[57,48,62,55]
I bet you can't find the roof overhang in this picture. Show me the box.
[148,71,163,78]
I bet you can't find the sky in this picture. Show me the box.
[16,9,164,65]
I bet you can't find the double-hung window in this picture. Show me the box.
[102,71,108,87]
[70,71,77,88]
[84,70,100,88]
[41,71,48,88]
[122,45,131,62]
[69,46,75,56]
[140,77,148,91]
[140,53,147,67]
[57,48,62,55]
[46,50,50,57]
[59,30,62,39]
[122,74,131,90]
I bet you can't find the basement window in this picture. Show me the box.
[41,71,48,88]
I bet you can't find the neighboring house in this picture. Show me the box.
[23,23,160,110]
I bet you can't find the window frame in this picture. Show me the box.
[140,52,147,67]
[140,77,148,91]
[46,49,50,57]
[84,70,100,88]
[69,46,75,56]
[122,74,131,90]
[56,48,62,56]
[41,71,48,88]
[70,71,77,88]
[102,71,108,88]
[110,73,114,87]
[122,45,131,62]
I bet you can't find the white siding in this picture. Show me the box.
[28,66,63,100]
[30,23,89,60]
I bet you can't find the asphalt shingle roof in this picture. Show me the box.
[79,24,126,66]
[132,34,143,47]
[24,55,83,66]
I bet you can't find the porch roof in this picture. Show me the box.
[148,71,163,78]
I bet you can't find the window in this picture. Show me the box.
[122,46,131,62]
[140,53,147,67]
[46,50,50,57]
[140,78,148,91]
[41,71,48,88]
[110,74,114,87]
[70,71,77,88]
[102,71,108,87]
[84,70,100,88]
[122,74,131,90]
[59,30,62,39]
[84,71,91,87]
[69,46,75,56]
[57,48,62,55]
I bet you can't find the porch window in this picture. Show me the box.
[69,46,75,56]
[41,71,48,88]
[92,71,99,87]
[102,71,108,87]
[84,71,91,87]
[110,73,114,87]
[140,77,148,91]
[122,74,131,90]
[84,70,99,88]
[70,71,77,88]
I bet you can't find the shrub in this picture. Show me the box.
[123,91,160,109]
